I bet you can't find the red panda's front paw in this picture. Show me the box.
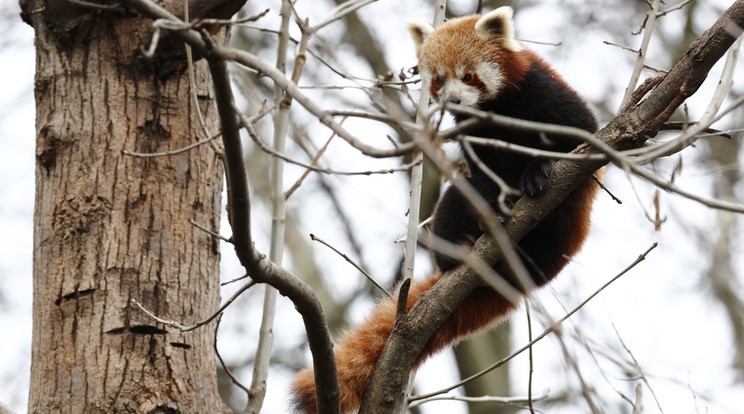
[520,160,554,197]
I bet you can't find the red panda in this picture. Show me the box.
[290,7,600,413]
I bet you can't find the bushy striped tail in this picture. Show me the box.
[289,272,517,413]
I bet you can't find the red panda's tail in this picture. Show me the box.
[289,272,517,414]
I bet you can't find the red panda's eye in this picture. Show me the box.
[462,74,473,83]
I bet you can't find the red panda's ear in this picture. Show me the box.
[475,6,522,51]
[406,19,434,55]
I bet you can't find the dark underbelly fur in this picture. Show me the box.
[430,62,598,290]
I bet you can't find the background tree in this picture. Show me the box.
[19,0,243,411]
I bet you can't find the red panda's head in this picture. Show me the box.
[406,7,529,108]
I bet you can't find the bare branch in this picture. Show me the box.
[462,140,521,214]
[658,0,694,17]
[203,26,341,414]
[310,0,378,33]
[444,104,744,213]
[190,219,231,243]
[284,127,337,199]
[214,315,251,396]
[638,36,743,162]
[244,2,293,411]
[122,0,415,158]
[372,2,744,408]
[620,0,662,109]
[409,243,658,404]
[409,389,549,409]
[130,278,256,332]
[122,131,221,158]
[400,0,446,290]
[525,299,536,414]
[310,233,392,298]
[237,109,420,176]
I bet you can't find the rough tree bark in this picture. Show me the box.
[20,0,242,412]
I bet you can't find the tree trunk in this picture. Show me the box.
[22,2,233,412]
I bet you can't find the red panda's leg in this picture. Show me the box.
[517,175,600,285]
[430,184,484,271]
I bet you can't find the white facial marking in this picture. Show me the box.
[475,61,503,100]
[440,79,480,107]
[455,64,466,79]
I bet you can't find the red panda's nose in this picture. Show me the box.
[447,96,461,105]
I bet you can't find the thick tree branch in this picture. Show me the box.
[207,48,341,414]
[362,2,744,412]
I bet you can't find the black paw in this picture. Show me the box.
[520,160,554,197]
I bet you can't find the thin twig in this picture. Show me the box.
[190,219,231,243]
[244,2,293,411]
[525,298,535,414]
[310,233,392,297]
[130,279,257,332]
[593,174,623,205]
[462,140,522,213]
[657,0,693,17]
[237,106,420,176]
[602,40,638,54]
[310,0,378,33]
[409,243,658,403]
[620,0,662,109]
[609,320,664,413]
[191,9,271,27]
[126,0,415,158]
[445,104,744,213]
[638,37,743,162]
[410,389,550,408]
[65,0,123,11]
[221,273,250,286]
[284,128,337,200]
[213,314,251,395]
[122,132,222,158]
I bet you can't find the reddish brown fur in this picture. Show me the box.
[290,173,600,413]
[521,51,577,96]
[291,9,601,414]
[290,271,523,414]
[290,276,438,414]
[417,15,531,97]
